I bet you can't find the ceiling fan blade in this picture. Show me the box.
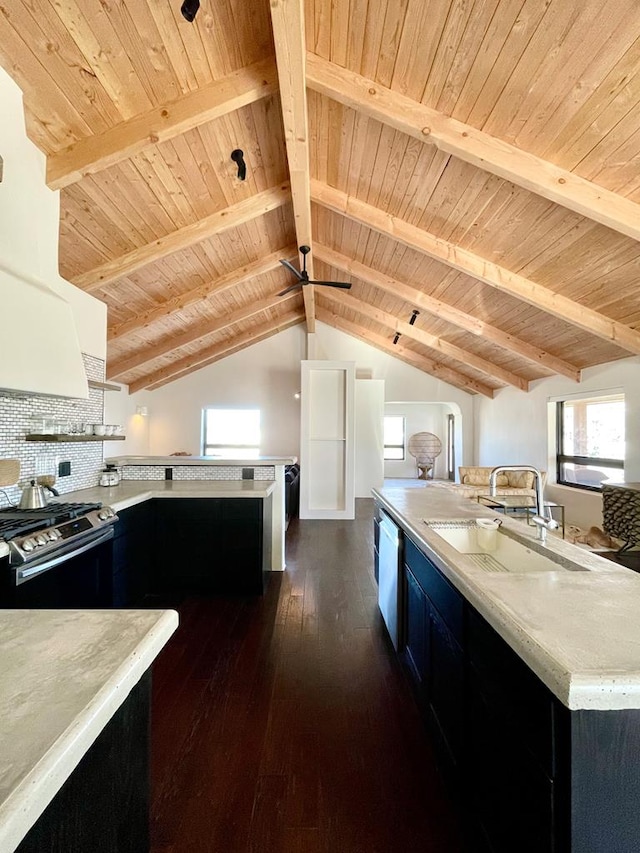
[277,282,302,296]
[310,280,352,289]
[279,258,304,281]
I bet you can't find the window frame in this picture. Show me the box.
[201,407,261,457]
[556,396,624,492]
[383,415,406,461]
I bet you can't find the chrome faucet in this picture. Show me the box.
[489,465,559,543]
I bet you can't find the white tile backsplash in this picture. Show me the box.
[120,465,276,481]
[0,354,106,507]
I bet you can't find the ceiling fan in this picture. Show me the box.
[278,245,352,296]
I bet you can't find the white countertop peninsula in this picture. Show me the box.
[63,478,276,513]
[374,482,640,711]
[0,608,178,853]
[102,456,296,571]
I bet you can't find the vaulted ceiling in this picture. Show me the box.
[2,0,640,397]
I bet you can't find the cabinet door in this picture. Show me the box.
[466,607,566,853]
[403,566,429,695]
[152,499,266,595]
[112,503,153,607]
[428,602,465,770]
[468,674,556,853]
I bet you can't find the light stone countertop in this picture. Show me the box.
[374,481,640,711]
[105,455,296,467]
[61,478,276,512]
[0,609,178,853]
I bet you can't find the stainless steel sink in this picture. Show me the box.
[422,520,589,574]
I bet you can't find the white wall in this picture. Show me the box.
[0,65,106,360]
[314,323,474,472]
[474,356,640,528]
[106,322,476,466]
[384,402,456,480]
[106,326,307,456]
[355,379,384,497]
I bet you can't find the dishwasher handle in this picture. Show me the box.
[379,510,400,545]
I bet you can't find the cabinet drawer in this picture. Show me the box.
[468,607,563,777]
[404,537,464,644]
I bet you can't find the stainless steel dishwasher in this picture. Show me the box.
[378,510,402,650]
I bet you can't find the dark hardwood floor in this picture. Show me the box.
[150,499,466,853]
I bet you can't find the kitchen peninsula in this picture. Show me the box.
[104,455,295,571]
[0,608,178,853]
[374,482,640,853]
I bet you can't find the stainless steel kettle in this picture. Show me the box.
[18,479,56,509]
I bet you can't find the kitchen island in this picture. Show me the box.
[0,608,178,853]
[374,482,640,853]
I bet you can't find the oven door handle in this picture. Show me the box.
[16,528,115,583]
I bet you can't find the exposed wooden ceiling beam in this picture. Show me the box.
[74,182,291,292]
[307,54,640,244]
[317,308,494,398]
[314,243,580,382]
[108,291,299,379]
[312,181,640,356]
[269,0,315,332]
[47,58,279,191]
[130,311,304,392]
[108,245,297,342]
[321,290,528,391]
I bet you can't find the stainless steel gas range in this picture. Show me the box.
[0,502,118,607]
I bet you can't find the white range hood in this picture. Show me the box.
[0,66,93,400]
[0,261,88,399]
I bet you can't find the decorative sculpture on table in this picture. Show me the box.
[408,432,442,480]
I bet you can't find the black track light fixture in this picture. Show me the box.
[231,149,247,181]
[393,332,401,345]
[409,309,419,325]
[180,0,200,22]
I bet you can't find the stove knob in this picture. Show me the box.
[35,534,48,546]
[98,510,111,520]
[47,529,60,541]
[22,538,35,552]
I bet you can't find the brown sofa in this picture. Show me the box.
[433,466,546,500]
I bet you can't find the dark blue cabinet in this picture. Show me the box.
[113,497,272,603]
[402,536,465,776]
[152,497,271,596]
[112,502,153,607]
[398,530,567,852]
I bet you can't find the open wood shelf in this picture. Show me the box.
[25,434,126,442]
[88,380,121,392]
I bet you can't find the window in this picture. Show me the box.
[202,408,260,457]
[556,394,624,490]
[384,416,405,460]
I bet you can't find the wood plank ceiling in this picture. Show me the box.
[2,0,640,396]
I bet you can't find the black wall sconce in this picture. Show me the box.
[231,149,247,181]
[181,0,200,22]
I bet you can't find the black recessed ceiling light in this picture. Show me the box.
[180,0,200,22]
[231,149,247,181]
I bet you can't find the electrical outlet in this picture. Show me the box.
[58,460,71,477]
